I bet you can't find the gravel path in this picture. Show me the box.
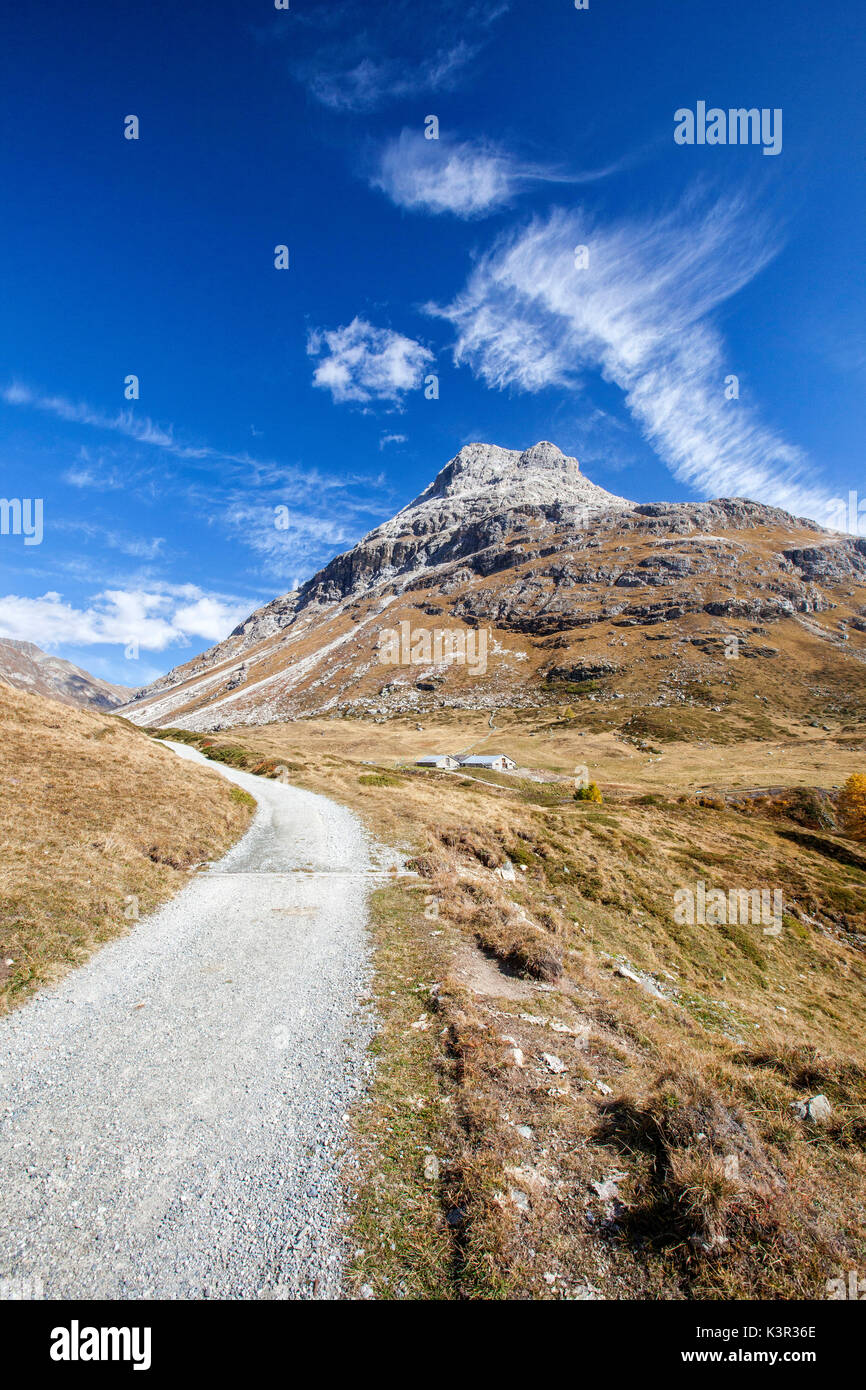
[0,742,386,1299]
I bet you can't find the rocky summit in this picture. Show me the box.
[119,441,866,730]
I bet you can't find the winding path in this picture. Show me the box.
[0,742,384,1299]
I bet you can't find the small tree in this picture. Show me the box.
[839,774,866,841]
[574,781,603,803]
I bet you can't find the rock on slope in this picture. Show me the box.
[0,639,135,711]
[118,441,866,730]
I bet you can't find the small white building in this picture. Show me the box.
[459,754,517,772]
[415,754,460,769]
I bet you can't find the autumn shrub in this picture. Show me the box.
[574,781,603,803]
[839,774,866,841]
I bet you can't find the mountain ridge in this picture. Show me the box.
[118,440,866,731]
[0,639,136,712]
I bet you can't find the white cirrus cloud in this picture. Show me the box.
[287,0,510,110]
[429,193,840,523]
[223,499,357,581]
[307,317,433,406]
[53,519,165,561]
[1,383,311,487]
[0,585,253,652]
[371,129,611,219]
[305,40,479,112]
[63,446,129,492]
[1,383,213,460]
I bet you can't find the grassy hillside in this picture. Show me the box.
[0,687,255,1014]
[154,710,866,1299]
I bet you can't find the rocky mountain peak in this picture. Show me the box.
[402,440,630,516]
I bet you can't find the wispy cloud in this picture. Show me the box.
[371,129,619,219]
[3,375,396,592]
[564,407,646,477]
[4,379,393,501]
[53,519,165,561]
[307,41,478,113]
[222,500,358,585]
[430,192,839,522]
[287,0,509,111]
[0,584,253,652]
[3,382,304,488]
[1,383,216,461]
[63,446,131,492]
[307,317,433,406]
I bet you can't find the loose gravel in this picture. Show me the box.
[0,741,386,1299]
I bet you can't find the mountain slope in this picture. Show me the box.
[0,639,135,711]
[0,684,253,1013]
[119,441,866,731]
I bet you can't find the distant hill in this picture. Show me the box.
[0,639,136,711]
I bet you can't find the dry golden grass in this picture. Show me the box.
[149,711,866,1299]
[346,883,456,1299]
[164,702,863,800]
[0,687,254,1013]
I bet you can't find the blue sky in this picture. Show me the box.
[1,0,863,686]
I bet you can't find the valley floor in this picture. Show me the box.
[155,707,866,1299]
